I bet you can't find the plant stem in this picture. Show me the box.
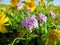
[12,37,25,45]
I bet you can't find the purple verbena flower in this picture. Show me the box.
[39,13,47,23]
[22,15,38,32]
[50,11,56,19]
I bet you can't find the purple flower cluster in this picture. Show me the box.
[39,13,47,23]
[22,13,48,32]
[50,11,56,19]
[22,15,38,32]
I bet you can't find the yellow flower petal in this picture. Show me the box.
[0,12,9,33]
[25,0,34,2]
[0,13,6,23]
[1,17,9,24]
[31,6,36,11]
[0,27,7,33]
[4,24,10,26]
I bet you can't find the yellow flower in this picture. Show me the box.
[45,29,60,45]
[48,29,60,40]
[0,13,9,33]
[24,1,36,12]
[10,0,20,8]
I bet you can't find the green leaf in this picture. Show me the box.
[26,33,38,41]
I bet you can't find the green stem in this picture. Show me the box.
[12,37,25,45]
[45,23,47,34]
[12,30,27,45]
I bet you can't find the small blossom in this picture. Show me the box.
[50,11,56,19]
[39,13,47,23]
[22,15,38,32]
[17,3,23,10]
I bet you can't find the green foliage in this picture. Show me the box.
[0,0,60,45]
